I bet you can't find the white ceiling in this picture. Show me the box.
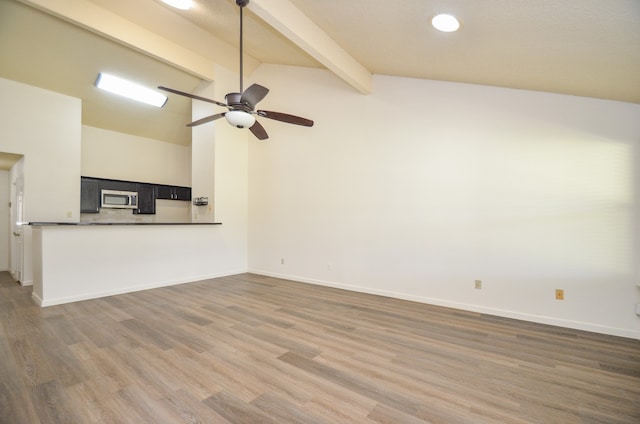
[0,0,638,146]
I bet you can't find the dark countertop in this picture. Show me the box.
[28,222,222,226]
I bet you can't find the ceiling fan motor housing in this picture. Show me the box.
[225,92,243,107]
[225,92,254,113]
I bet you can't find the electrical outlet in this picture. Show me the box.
[475,280,482,289]
[327,263,332,271]
[555,289,564,300]
[281,258,285,265]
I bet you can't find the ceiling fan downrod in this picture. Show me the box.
[236,0,249,93]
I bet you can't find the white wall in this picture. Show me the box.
[82,125,191,186]
[193,65,248,270]
[191,80,217,223]
[0,77,81,285]
[0,171,9,271]
[0,77,82,222]
[247,65,640,339]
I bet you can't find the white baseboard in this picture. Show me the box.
[249,269,640,341]
[32,291,43,306]
[37,269,245,307]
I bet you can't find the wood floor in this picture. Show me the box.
[1,271,639,423]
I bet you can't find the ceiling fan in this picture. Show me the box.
[158,0,314,140]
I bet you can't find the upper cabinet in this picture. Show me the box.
[102,180,136,192]
[80,177,191,215]
[134,183,157,215]
[80,177,100,213]
[157,185,192,201]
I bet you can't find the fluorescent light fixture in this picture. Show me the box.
[95,73,167,107]
[432,13,461,32]
[161,0,193,10]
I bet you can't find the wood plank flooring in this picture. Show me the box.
[1,271,639,423]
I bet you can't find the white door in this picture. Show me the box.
[9,159,24,283]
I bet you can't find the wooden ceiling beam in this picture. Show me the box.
[16,0,217,81]
[249,0,372,94]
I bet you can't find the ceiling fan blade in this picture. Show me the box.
[249,120,269,140]
[257,110,314,127]
[158,86,229,108]
[240,84,269,109]
[187,113,226,127]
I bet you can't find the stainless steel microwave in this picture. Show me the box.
[101,189,138,209]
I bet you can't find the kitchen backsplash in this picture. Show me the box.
[80,200,191,223]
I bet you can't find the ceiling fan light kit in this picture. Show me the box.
[158,0,313,140]
[226,110,256,128]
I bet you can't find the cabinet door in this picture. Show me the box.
[101,180,136,192]
[156,185,192,201]
[156,185,173,200]
[80,178,100,213]
[134,183,157,214]
[174,186,192,201]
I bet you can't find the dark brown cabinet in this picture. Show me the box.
[101,180,136,192]
[157,185,191,201]
[134,183,157,215]
[80,177,100,213]
[81,177,191,215]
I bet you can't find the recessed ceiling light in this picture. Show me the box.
[95,73,167,107]
[161,0,193,10]
[432,13,461,32]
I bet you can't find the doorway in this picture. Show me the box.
[0,170,8,272]
[0,153,24,283]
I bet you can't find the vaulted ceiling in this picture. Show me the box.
[1,0,638,146]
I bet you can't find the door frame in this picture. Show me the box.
[9,157,25,283]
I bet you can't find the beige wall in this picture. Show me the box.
[0,77,81,223]
[81,125,191,186]
[247,65,640,339]
[0,76,81,286]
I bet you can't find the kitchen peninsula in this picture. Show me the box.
[31,222,225,307]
